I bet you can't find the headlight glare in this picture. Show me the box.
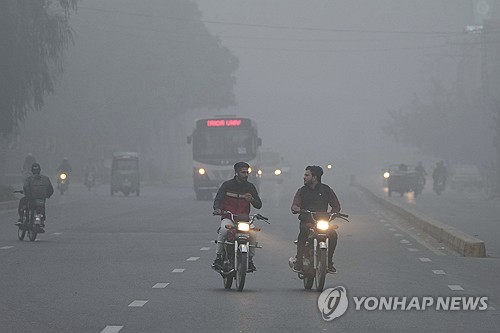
[317,220,329,231]
[237,223,250,232]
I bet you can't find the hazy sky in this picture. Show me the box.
[26,0,497,179]
[191,0,483,174]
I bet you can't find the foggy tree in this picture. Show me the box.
[383,80,492,165]
[0,0,78,186]
[18,0,238,180]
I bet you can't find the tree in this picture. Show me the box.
[0,0,78,186]
[383,80,492,165]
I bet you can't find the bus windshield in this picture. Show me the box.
[193,128,256,161]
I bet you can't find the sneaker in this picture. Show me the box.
[327,262,337,273]
[14,221,22,226]
[212,257,222,270]
[248,260,256,272]
[293,260,303,272]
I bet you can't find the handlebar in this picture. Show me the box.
[297,209,349,221]
[213,210,270,224]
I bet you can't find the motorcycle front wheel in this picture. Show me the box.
[235,250,247,291]
[315,249,327,292]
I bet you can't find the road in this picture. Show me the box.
[0,179,498,332]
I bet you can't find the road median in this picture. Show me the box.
[357,184,486,257]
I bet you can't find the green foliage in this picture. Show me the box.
[0,0,78,136]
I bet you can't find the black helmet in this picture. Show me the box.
[31,163,41,175]
[234,161,250,172]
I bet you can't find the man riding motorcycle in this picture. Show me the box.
[57,157,72,175]
[432,161,447,187]
[15,163,54,228]
[212,162,262,272]
[291,165,341,273]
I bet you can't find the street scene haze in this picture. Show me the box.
[0,1,499,332]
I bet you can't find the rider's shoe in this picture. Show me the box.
[248,260,256,272]
[14,220,22,226]
[40,222,45,228]
[293,259,303,272]
[327,262,337,274]
[38,227,45,233]
[212,256,222,270]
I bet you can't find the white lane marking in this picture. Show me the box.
[0,246,14,250]
[388,228,396,231]
[128,300,148,307]
[152,283,169,289]
[172,268,185,273]
[101,326,123,333]
[394,234,403,237]
[400,239,410,244]
[432,270,446,275]
[200,247,211,251]
[186,257,200,261]
[448,285,464,291]
[384,224,392,227]
[407,248,418,252]
[51,233,62,235]
[419,257,432,262]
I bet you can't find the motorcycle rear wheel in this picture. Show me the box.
[235,250,247,291]
[28,227,37,242]
[17,227,26,240]
[303,274,314,290]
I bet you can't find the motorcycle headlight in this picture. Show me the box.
[198,168,206,175]
[383,172,390,179]
[257,170,262,175]
[317,220,329,231]
[60,173,67,180]
[237,223,250,232]
[274,169,282,175]
[248,167,252,174]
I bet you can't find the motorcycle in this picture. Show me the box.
[213,210,270,291]
[289,210,349,292]
[57,173,69,194]
[14,190,45,242]
[433,175,446,195]
[84,172,95,191]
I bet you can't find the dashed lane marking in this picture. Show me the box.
[400,239,410,244]
[51,233,62,235]
[432,270,446,275]
[128,300,148,307]
[419,257,432,262]
[448,285,464,291]
[101,326,123,333]
[394,234,403,237]
[407,248,419,252]
[200,247,211,251]
[0,246,13,250]
[186,257,200,261]
[152,283,169,289]
[172,268,185,273]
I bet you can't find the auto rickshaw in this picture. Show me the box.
[110,152,140,196]
[386,164,423,197]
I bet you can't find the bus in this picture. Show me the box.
[187,116,262,200]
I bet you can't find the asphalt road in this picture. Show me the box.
[0,180,498,332]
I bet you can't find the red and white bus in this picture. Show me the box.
[187,116,262,200]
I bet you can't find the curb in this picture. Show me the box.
[357,184,486,257]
